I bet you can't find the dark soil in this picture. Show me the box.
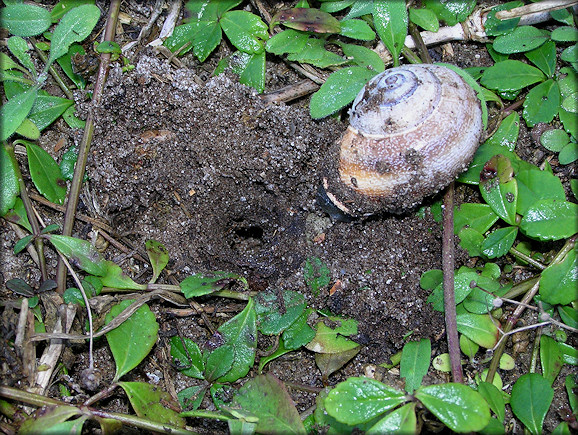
[0,1,576,434]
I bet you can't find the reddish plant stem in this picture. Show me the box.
[56,1,122,293]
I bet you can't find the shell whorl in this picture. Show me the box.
[320,64,483,218]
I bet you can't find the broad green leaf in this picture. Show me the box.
[539,249,577,305]
[373,0,407,66]
[409,8,439,32]
[344,1,374,20]
[186,0,242,18]
[315,347,360,378]
[483,1,522,36]
[456,313,500,348]
[540,335,564,385]
[15,118,40,140]
[540,129,570,152]
[303,256,331,295]
[3,198,32,232]
[320,0,355,14]
[0,145,20,216]
[339,19,376,41]
[28,95,74,131]
[558,305,578,329]
[272,8,341,34]
[254,290,306,335]
[0,4,51,37]
[520,199,578,241]
[206,298,257,383]
[492,26,549,54]
[525,40,556,77]
[13,234,34,255]
[118,381,185,428]
[286,38,346,68]
[551,26,578,42]
[415,383,490,432]
[400,339,431,393]
[559,342,578,365]
[305,316,359,353]
[105,300,159,381]
[367,402,417,434]
[265,29,309,55]
[422,0,476,26]
[427,271,478,312]
[177,385,206,411]
[230,374,306,434]
[50,0,96,22]
[47,5,101,66]
[0,87,38,141]
[559,142,578,165]
[100,261,146,290]
[238,51,265,93]
[566,375,578,414]
[46,234,107,276]
[203,344,234,382]
[523,79,560,127]
[419,269,443,291]
[463,275,504,314]
[517,168,566,216]
[484,112,519,152]
[481,226,518,259]
[339,42,385,72]
[180,271,243,298]
[479,155,517,225]
[325,377,406,425]
[459,334,479,358]
[18,405,82,434]
[7,36,36,77]
[282,308,315,350]
[310,67,377,119]
[170,336,204,379]
[220,10,267,54]
[457,227,485,256]
[25,142,67,206]
[480,60,545,92]
[478,382,505,423]
[510,374,553,435]
[145,239,168,283]
[454,203,499,234]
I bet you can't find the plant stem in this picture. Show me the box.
[508,246,546,270]
[56,1,122,293]
[31,38,74,100]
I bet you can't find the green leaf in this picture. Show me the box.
[4,198,32,232]
[310,67,377,119]
[325,377,406,425]
[481,226,518,259]
[400,339,431,393]
[561,45,578,67]
[423,0,476,26]
[0,145,20,216]
[220,10,267,54]
[46,234,107,276]
[100,261,147,290]
[303,256,331,295]
[477,382,505,423]
[558,305,578,329]
[551,26,578,42]
[463,276,504,314]
[540,129,570,152]
[25,143,67,207]
[282,308,315,350]
[50,0,96,22]
[230,374,306,434]
[7,36,36,77]
[483,1,522,36]
[457,228,485,257]
[0,86,38,141]
[205,298,257,383]
[180,271,243,298]
[539,248,577,305]
[28,95,74,131]
[315,347,360,379]
[366,402,417,434]
[265,29,309,55]
[520,199,578,241]
[339,42,385,73]
[566,375,578,414]
[427,271,478,312]
[456,313,500,348]
[479,155,517,225]
[305,316,359,353]
[14,234,34,255]
[525,40,556,77]
[15,119,40,141]
[516,168,566,216]
[145,239,168,283]
[419,269,443,291]
[540,335,564,385]
[47,5,101,66]
[522,79,560,127]
[286,38,345,68]
[177,385,206,411]
[254,290,306,335]
[238,51,265,93]
[320,0,355,14]
[18,405,83,434]
[0,4,51,37]
[480,60,545,92]
[484,112,519,152]
[492,26,549,54]
[454,203,499,234]
[105,300,159,381]
[170,336,204,379]
[339,19,376,41]
[416,383,490,432]
[373,0,407,66]
[118,382,185,428]
[203,345,234,382]
[510,373,554,435]
[272,8,341,34]
[460,334,479,358]
[409,8,439,32]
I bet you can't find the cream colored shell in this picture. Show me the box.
[321,64,483,217]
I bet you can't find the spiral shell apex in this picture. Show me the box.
[320,64,483,219]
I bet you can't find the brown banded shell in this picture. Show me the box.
[320,64,483,219]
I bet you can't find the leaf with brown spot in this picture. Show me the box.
[271,8,340,34]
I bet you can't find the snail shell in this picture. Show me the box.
[319,64,483,219]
